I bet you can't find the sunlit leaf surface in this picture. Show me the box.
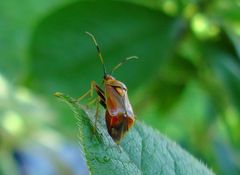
[55,92,214,175]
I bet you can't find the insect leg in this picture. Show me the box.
[87,97,105,108]
[87,98,97,106]
[91,96,106,142]
[77,81,97,102]
[93,96,100,134]
[77,88,91,101]
[94,84,106,108]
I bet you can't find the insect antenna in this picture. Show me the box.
[85,31,107,75]
[110,56,138,75]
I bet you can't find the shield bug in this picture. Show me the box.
[81,32,137,144]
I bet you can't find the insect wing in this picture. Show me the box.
[105,84,125,116]
[105,84,134,119]
[123,92,134,120]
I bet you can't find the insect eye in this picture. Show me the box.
[114,87,125,96]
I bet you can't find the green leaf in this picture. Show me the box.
[55,92,214,175]
[0,0,73,80]
[27,1,180,96]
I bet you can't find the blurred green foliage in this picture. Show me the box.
[0,0,240,175]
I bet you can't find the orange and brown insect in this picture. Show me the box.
[83,32,137,144]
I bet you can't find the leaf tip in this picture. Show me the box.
[54,92,77,104]
[54,92,64,98]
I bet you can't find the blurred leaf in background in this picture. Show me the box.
[0,0,240,175]
[0,0,88,174]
